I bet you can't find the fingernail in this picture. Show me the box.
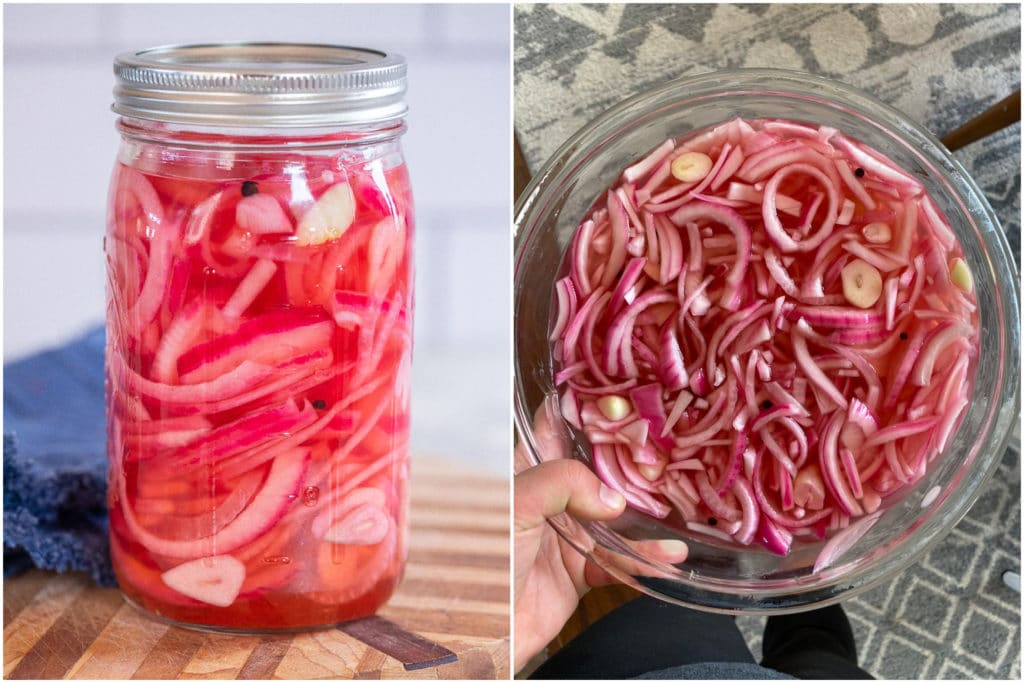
[654,539,688,559]
[599,483,625,510]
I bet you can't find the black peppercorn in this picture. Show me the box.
[708,517,717,526]
[854,167,865,178]
[312,399,327,410]
[899,332,909,340]
[761,400,773,410]
[241,180,259,196]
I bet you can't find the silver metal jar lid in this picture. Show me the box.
[113,42,407,128]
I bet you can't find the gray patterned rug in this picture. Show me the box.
[515,4,1021,679]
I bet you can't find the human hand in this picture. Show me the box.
[513,407,687,672]
[513,457,627,672]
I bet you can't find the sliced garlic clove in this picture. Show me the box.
[670,152,713,183]
[296,182,356,246]
[841,258,883,309]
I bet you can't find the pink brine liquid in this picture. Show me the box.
[550,117,980,569]
[106,133,413,629]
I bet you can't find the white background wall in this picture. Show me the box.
[3,3,511,475]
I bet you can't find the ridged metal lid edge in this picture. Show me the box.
[113,42,408,127]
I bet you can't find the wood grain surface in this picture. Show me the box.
[3,457,510,680]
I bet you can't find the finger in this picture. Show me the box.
[583,559,619,589]
[581,538,688,589]
[634,539,689,564]
[515,459,626,532]
[514,396,572,475]
[535,396,573,460]
[513,439,534,475]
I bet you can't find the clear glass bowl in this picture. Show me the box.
[513,69,1020,613]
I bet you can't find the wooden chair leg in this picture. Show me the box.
[514,133,532,202]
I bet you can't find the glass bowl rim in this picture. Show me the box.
[513,67,1021,611]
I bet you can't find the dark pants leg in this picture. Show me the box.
[760,604,873,679]
[530,595,756,679]
[531,597,873,680]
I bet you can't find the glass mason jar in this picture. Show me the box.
[105,44,414,631]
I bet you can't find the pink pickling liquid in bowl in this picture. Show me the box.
[548,117,980,571]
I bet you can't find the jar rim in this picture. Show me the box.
[113,42,407,128]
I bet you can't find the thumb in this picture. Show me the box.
[515,459,626,533]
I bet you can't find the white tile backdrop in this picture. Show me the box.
[3,3,511,476]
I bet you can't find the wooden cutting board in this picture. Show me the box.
[3,457,510,680]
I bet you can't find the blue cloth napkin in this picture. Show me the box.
[3,326,116,586]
